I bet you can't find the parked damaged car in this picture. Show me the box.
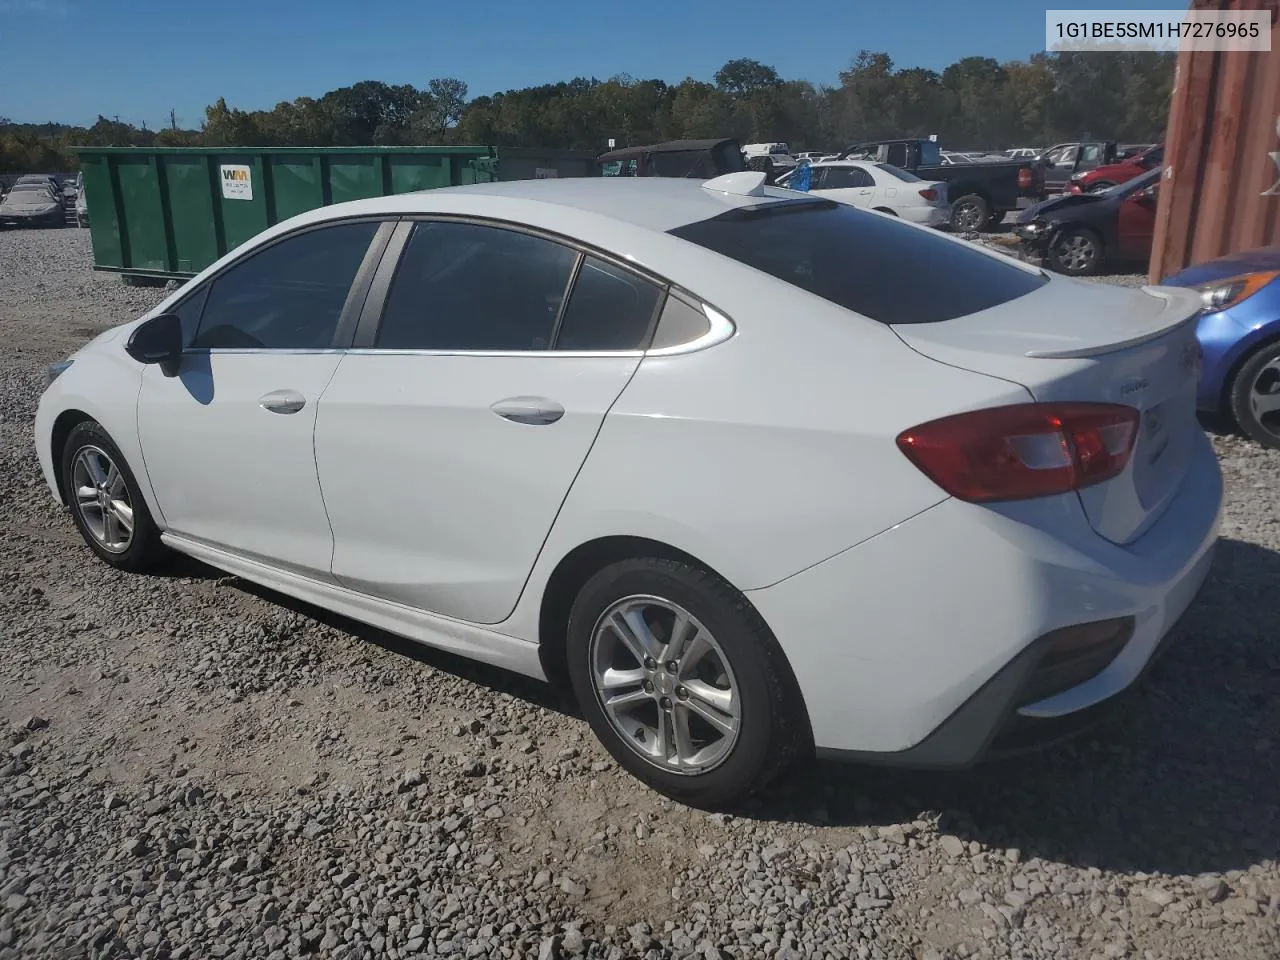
[1014,168,1159,276]
[0,181,66,227]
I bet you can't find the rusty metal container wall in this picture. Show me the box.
[1150,5,1280,281]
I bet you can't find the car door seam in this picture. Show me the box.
[500,354,648,624]
[311,352,351,584]
[131,365,169,529]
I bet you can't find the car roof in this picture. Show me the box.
[597,139,738,163]
[293,176,819,235]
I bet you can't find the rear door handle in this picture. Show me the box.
[259,389,306,415]
[491,397,565,425]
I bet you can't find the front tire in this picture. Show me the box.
[565,557,806,808]
[1087,181,1114,193]
[61,421,166,571]
[1048,227,1103,276]
[1229,341,1280,449]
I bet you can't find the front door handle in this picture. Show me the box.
[491,397,565,425]
[259,389,306,415]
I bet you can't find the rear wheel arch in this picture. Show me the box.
[538,536,722,689]
[535,535,809,724]
[872,206,898,216]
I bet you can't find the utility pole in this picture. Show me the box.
[169,108,178,131]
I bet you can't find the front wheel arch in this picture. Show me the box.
[1218,330,1280,417]
[1227,335,1280,447]
[50,409,95,505]
[1047,224,1105,275]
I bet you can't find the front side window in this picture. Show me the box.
[376,221,577,351]
[192,221,377,350]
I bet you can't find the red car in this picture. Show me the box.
[1068,144,1163,194]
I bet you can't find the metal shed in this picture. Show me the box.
[1150,0,1280,280]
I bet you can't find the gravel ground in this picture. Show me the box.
[1,228,1278,960]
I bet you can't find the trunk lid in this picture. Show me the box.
[893,276,1204,544]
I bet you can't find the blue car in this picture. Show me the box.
[1162,246,1280,448]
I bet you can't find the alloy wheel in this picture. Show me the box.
[1249,358,1280,442]
[588,596,741,775]
[71,444,134,553]
[1057,234,1096,272]
[953,201,984,232]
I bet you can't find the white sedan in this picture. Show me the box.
[36,173,1220,807]
[779,160,950,226]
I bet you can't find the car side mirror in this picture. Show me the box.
[125,313,183,377]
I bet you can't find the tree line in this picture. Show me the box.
[0,50,1174,174]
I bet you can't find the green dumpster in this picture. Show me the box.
[488,147,598,181]
[74,144,593,283]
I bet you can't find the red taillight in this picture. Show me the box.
[896,403,1139,502]
[919,188,938,201]
[1017,167,1032,189]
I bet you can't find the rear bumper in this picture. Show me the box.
[746,431,1222,765]
[900,205,950,227]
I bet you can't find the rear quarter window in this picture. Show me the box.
[668,200,1047,325]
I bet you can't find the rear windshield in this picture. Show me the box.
[668,200,1047,325]
[876,163,922,183]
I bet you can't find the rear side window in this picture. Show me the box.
[555,256,663,351]
[669,201,1047,325]
[877,163,922,183]
[376,221,577,351]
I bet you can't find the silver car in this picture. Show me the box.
[0,182,65,227]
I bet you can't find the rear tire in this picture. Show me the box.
[1048,227,1103,276]
[1229,340,1280,450]
[60,421,167,572]
[565,557,807,808]
[950,194,990,232]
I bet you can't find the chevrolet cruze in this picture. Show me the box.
[36,174,1221,806]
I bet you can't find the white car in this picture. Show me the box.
[741,142,797,170]
[35,173,1221,806]
[779,160,950,226]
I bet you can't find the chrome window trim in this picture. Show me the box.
[182,304,734,360]
[182,347,349,356]
[645,303,736,357]
[167,211,739,359]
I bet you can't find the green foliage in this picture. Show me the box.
[0,51,1175,174]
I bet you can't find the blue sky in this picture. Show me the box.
[1,0,1179,128]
